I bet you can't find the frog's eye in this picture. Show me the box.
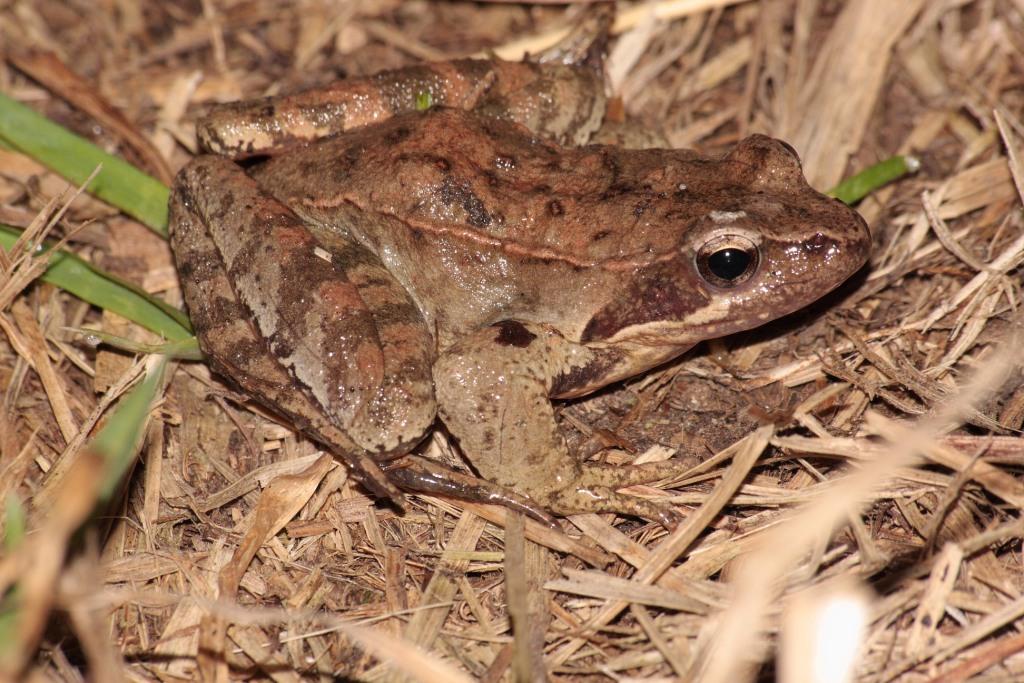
[696,235,759,288]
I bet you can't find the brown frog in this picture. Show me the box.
[168,59,870,528]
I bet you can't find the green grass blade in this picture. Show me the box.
[0,358,166,666]
[0,225,192,340]
[828,155,920,205]
[73,328,202,360]
[3,494,25,552]
[0,93,169,234]
[0,591,17,661]
[92,358,168,501]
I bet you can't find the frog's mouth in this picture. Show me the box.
[607,249,867,347]
[603,312,764,348]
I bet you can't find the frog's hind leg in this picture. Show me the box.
[433,320,687,529]
[169,155,436,502]
[198,59,605,158]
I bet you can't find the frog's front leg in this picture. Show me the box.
[433,322,687,528]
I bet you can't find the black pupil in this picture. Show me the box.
[707,248,751,281]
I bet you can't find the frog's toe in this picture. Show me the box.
[547,485,682,530]
[651,503,685,530]
[385,455,560,530]
[576,460,693,488]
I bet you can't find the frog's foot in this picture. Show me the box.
[577,460,691,487]
[546,461,689,529]
[384,455,560,530]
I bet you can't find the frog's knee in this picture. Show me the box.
[346,387,435,458]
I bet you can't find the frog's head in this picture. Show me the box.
[582,135,871,346]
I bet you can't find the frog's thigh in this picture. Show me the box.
[172,156,435,457]
[433,321,682,525]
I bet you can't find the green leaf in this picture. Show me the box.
[0,93,169,234]
[0,225,192,341]
[0,94,196,344]
[828,155,920,205]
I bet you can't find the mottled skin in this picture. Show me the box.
[169,59,870,527]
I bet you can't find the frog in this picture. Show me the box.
[168,58,870,528]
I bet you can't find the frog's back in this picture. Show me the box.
[253,109,695,341]
[253,109,867,346]
[255,109,711,260]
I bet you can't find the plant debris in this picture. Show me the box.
[1,1,1023,681]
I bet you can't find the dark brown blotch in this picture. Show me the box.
[268,332,295,361]
[600,149,622,178]
[581,259,705,342]
[368,301,425,332]
[438,176,491,228]
[384,125,412,146]
[493,320,536,348]
[175,258,196,280]
[211,188,235,219]
[343,144,364,168]
[194,294,248,332]
[604,181,637,198]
